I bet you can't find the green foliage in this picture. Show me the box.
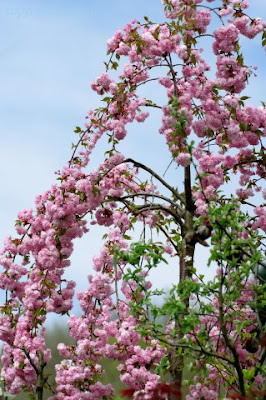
[112,200,265,395]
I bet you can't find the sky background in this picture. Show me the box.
[0,1,265,321]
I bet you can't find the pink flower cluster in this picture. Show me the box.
[51,228,165,399]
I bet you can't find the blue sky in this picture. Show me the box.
[0,1,265,316]
[0,0,166,237]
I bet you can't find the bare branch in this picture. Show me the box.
[124,158,183,202]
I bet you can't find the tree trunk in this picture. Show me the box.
[170,165,196,399]
[170,240,195,399]
[35,352,46,400]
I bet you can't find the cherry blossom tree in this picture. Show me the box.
[0,0,265,399]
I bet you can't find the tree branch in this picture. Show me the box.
[124,158,183,202]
